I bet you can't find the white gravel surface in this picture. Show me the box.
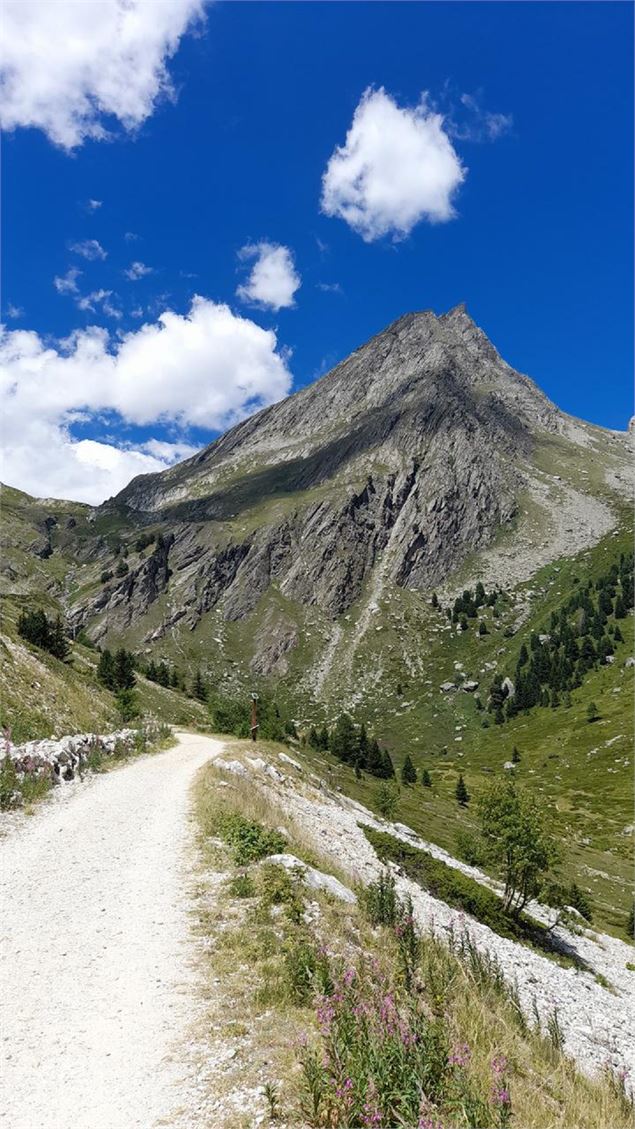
[0,731,224,1129]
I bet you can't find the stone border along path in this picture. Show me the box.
[0,730,224,1129]
[216,748,635,1086]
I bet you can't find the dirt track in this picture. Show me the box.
[0,731,223,1129]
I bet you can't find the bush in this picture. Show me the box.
[216,811,287,865]
[360,870,399,927]
[228,873,256,899]
[0,754,20,809]
[376,781,400,820]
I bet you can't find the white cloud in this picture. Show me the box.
[0,0,207,150]
[85,198,102,212]
[320,86,466,241]
[6,304,24,319]
[53,267,82,294]
[124,260,153,280]
[317,282,342,295]
[76,289,122,320]
[0,297,293,504]
[69,238,107,260]
[124,232,139,242]
[236,242,301,311]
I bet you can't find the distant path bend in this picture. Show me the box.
[0,730,224,1129]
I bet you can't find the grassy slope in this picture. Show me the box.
[293,519,634,937]
[189,750,633,1129]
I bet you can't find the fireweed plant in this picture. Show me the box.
[297,875,514,1128]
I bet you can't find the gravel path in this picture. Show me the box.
[0,731,224,1129]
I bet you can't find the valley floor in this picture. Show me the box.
[0,731,224,1129]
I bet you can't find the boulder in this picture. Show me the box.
[264,853,357,904]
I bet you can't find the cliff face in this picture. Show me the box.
[2,306,631,697]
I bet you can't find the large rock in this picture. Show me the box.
[264,853,357,903]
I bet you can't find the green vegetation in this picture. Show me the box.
[306,713,395,779]
[191,754,633,1129]
[477,779,561,917]
[17,608,70,661]
[364,828,585,969]
[213,810,287,865]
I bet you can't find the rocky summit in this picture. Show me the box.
[1,305,632,704]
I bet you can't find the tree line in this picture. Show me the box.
[306,715,396,779]
[488,553,633,723]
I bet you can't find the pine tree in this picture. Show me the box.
[97,649,116,690]
[50,616,70,661]
[431,592,439,609]
[511,746,521,764]
[518,643,529,666]
[331,714,357,764]
[358,722,369,768]
[317,725,330,751]
[308,725,319,748]
[614,595,626,619]
[455,774,470,807]
[380,749,395,779]
[421,769,432,788]
[614,624,624,643]
[586,701,600,723]
[114,648,136,690]
[401,754,417,786]
[478,620,488,636]
[366,738,383,777]
[192,670,207,702]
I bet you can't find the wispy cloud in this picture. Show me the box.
[449,91,513,142]
[53,267,82,295]
[124,260,153,281]
[317,282,342,295]
[5,303,24,319]
[84,198,102,212]
[69,238,107,260]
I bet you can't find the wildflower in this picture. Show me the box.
[491,1054,508,1077]
[492,1086,511,1106]
[343,967,356,987]
[449,1042,471,1068]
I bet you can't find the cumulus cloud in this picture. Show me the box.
[321,86,465,241]
[84,198,102,212]
[236,242,301,311]
[0,0,207,150]
[69,238,107,260]
[124,260,153,280]
[0,297,293,503]
[53,267,82,295]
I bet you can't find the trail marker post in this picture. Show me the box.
[250,692,259,741]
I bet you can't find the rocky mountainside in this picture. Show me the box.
[1,306,631,702]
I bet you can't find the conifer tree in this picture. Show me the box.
[401,754,417,786]
[421,769,432,788]
[455,774,470,807]
[97,649,116,690]
[192,670,207,702]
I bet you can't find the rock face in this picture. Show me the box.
[3,305,631,689]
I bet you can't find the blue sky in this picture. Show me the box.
[1,1,632,503]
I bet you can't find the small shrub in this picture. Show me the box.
[216,812,287,865]
[360,870,399,927]
[376,781,400,820]
[228,873,256,899]
[0,754,20,810]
